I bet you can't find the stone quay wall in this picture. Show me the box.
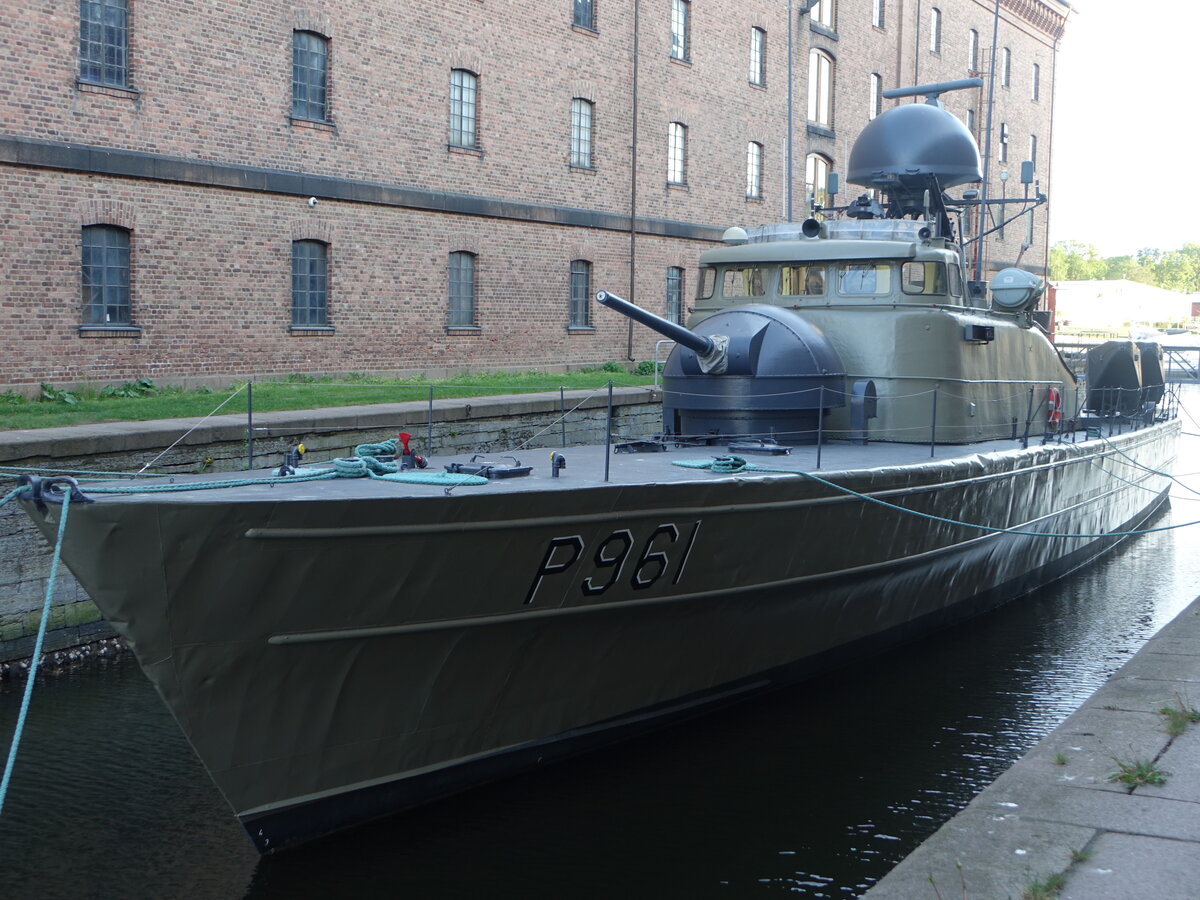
[0,387,661,662]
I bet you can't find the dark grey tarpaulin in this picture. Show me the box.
[22,423,1180,851]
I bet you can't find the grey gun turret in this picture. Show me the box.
[594,290,846,444]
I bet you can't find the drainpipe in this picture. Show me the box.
[627,0,641,361]
[975,0,1001,283]
[786,0,794,222]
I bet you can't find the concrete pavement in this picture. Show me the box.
[864,596,1200,899]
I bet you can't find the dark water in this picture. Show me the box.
[3,414,1199,899]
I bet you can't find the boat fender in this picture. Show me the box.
[1047,387,1063,429]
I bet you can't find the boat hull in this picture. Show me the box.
[23,421,1179,852]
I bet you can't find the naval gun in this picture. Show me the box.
[596,291,845,444]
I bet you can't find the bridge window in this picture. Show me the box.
[838,263,891,295]
[720,266,766,298]
[901,262,948,296]
[781,266,826,297]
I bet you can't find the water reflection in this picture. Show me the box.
[2,416,1198,899]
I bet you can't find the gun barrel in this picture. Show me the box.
[595,291,714,356]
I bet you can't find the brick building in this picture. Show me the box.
[0,0,1069,392]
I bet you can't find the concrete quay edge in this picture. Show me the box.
[0,386,658,464]
[863,596,1200,900]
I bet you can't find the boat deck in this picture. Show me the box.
[70,430,1106,505]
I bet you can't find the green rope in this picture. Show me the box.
[0,488,69,814]
[674,456,1199,540]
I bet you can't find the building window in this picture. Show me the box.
[749,27,766,85]
[573,0,596,30]
[1001,47,1011,87]
[292,31,329,122]
[665,267,684,324]
[81,225,131,325]
[872,0,885,29]
[929,8,941,53]
[1029,134,1037,168]
[670,0,690,61]
[450,69,479,149]
[80,0,130,88]
[667,122,687,184]
[812,0,835,30]
[999,122,1009,163]
[746,142,763,199]
[869,73,882,120]
[805,153,832,211]
[967,108,976,135]
[448,251,477,328]
[291,240,329,327]
[570,98,594,168]
[1031,62,1040,101]
[807,50,833,127]
[569,259,591,328]
[968,29,978,72]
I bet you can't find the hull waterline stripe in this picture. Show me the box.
[266,480,1167,646]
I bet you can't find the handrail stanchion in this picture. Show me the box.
[604,380,613,483]
[560,387,567,448]
[816,386,824,469]
[246,381,254,471]
[428,386,434,455]
[930,387,938,458]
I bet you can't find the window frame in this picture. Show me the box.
[869,73,882,120]
[291,30,330,123]
[570,97,594,169]
[749,27,766,86]
[448,251,478,329]
[1031,62,1041,101]
[665,267,684,324]
[449,68,480,149]
[872,0,885,29]
[746,141,763,199]
[569,259,592,329]
[79,0,130,88]
[929,8,941,54]
[807,49,834,126]
[805,153,832,211]
[572,0,596,31]
[1001,47,1011,87]
[968,29,978,72]
[81,224,132,327]
[670,0,690,61]
[291,239,330,328]
[667,121,688,185]
[812,0,835,31]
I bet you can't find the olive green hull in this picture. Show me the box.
[23,421,1179,851]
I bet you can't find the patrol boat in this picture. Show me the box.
[16,81,1179,851]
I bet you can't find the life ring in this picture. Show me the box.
[1047,387,1063,428]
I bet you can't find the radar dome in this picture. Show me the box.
[847,103,982,190]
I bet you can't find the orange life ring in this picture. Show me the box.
[1047,387,1063,427]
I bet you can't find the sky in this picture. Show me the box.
[1048,1,1200,257]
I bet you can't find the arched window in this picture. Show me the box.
[749,27,766,85]
[665,267,684,324]
[569,260,592,329]
[746,142,763,199]
[869,73,882,120]
[292,31,329,121]
[968,29,979,72]
[80,0,129,87]
[450,69,479,148]
[805,153,833,211]
[291,240,329,326]
[667,122,687,184]
[807,50,833,126]
[929,8,941,53]
[448,251,477,328]
[82,225,131,326]
[570,98,594,168]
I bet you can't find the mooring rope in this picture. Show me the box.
[0,485,68,815]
